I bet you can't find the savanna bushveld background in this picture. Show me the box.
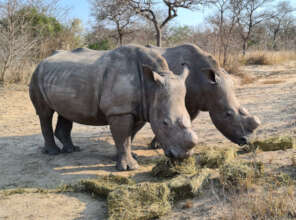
[1,0,296,219]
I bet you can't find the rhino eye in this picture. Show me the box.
[226,110,234,118]
[163,118,169,126]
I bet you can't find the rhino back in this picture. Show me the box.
[32,45,169,125]
[34,49,109,125]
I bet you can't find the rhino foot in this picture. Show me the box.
[149,138,162,149]
[42,145,61,155]
[61,145,80,153]
[116,155,139,171]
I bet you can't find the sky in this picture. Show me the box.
[60,0,295,31]
[60,0,212,30]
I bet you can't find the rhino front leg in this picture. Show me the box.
[54,115,80,153]
[109,114,139,171]
[39,110,61,155]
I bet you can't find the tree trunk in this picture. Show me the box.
[155,25,162,47]
[223,46,228,66]
[119,32,123,46]
[242,39,247,56]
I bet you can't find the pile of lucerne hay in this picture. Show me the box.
[196,147,237,168]
[80,175,134,198]
[107,182,171,220]
[151,156,197,178]
[250,136,295,151]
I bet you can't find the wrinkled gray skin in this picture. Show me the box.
[29,45,197,171]
[140,44,261,148]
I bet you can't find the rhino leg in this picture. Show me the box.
[54,115,80,153]
[109,114,139,171]
[38,109,61,155]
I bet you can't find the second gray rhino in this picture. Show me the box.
[29,45,198,171]
[143,44,261,149]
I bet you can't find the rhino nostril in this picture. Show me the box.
[240,137,248,145]
[164,149,173,158]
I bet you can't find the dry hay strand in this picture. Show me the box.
[107,182,171,220]
[151,156,197,178]
[80,175,135,198]
[168,168,211,201]
[196,147,237,168]
[251,136,295,152]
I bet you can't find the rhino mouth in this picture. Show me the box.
[236,136,249,146]
[164,147,192,159]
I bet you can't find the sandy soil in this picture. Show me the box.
[0,61,295,219]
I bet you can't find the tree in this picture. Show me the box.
[0,0,78,82]
[128,0,210,47]
[266,1,295,50]
[209,0,241,65]
[91,0,137,45]
[0,0,37,82]
[235,0,273,55]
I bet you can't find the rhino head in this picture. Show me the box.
[144,64,198,158]
[192,57,261,146]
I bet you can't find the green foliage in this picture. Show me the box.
[88,39,112,50]
[167,25,193,45]
[16,7,64,38]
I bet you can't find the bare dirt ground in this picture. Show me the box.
[0,61,296,219]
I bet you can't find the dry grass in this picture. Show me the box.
[229,186,296,220]
[240,51,296,65]
[3,61,36,84]
[261,79,285,84]
[217,54,256,85]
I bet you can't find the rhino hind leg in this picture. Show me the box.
[38,109,61,155]
[109,114,139,171]
[54,115,80,153]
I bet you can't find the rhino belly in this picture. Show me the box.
[40,70,107,126]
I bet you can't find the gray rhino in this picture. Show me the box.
[138,44,261,148]
[29,45,198,170]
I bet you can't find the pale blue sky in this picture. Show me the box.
[60,0,294,31]
[60,0,211,30]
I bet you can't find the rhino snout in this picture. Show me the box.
[183,129,198,149]
[248,116,261,131]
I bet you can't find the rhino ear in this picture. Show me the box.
[202,68,217,85]
[180,63,190,81]
[142,65,165,86]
